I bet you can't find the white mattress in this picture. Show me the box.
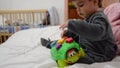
[0,26,120,68]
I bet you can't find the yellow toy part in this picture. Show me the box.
[57,60,68,68]
[57,38,66,44]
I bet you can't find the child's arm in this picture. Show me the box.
[67,18,107,41]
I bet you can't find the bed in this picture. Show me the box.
[0,4,120,68]
[0,9,50,44]
[0,25,120,68]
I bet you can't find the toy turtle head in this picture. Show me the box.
[65,48,80,63]
[50,37,85,64]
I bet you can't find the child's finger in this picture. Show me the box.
[60,24,67,30]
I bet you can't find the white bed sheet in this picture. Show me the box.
[0,26,120,68]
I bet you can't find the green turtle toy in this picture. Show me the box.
[50,37,86,68]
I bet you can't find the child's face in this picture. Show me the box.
[73,0,98,19]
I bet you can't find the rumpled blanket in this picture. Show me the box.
[104,3,120,55]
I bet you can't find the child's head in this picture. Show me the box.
[72,0,102,19]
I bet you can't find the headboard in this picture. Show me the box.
[0,9,49,44]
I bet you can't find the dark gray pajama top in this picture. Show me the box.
[67,10,117,64]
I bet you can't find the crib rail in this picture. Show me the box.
[0,9,49,44]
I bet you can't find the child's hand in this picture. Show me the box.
[61,30,67,38]
[59,22,68,30]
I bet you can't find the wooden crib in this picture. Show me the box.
[0,9,49,44]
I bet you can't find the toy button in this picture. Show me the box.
[56,44,62,50]
[57,38,65,44]
[50,41,57,47]
[66,37,74,43]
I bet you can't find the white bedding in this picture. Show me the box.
[0,26,120,68]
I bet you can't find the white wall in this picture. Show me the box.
[0,0,64,24]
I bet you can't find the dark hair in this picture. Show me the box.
[71,0,103,8]
[98,0,102,8]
